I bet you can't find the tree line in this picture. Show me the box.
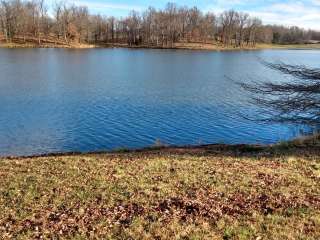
[1,0,320,47]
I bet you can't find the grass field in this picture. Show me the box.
[0,144,319,239]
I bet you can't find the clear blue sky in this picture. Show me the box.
[49,0,320,30]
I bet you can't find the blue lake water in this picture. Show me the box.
[0,48,319,156]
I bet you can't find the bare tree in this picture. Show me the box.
[236,12,249,47]
[201,13,216,43]
[245,18,261,47]
[125,10,141,46]
[0,0,17,42]
[220,10,237,46]
[240,62,320,125]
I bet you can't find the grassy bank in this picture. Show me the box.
[257,43,320,50]
[0,42,97,49]
[1,41,320,50]
[0,144,319,239]
[158,42,320,51]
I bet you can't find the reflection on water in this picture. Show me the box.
[0,48,318,156]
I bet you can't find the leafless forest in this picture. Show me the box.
[1,0,320,47]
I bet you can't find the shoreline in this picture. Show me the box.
[2,134,320,159]
[0,143,267,159]
[0,42,98,49]
[1,42,320,51]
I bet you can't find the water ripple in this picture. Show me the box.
[0,48,317,156]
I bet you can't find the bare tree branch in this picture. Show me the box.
[239,62,320,125]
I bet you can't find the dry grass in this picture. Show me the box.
[0,147,319,239]
[0,42,97,49]
[257,43,320,50]
[108,42,320,51]
[1,41,320,51]
[172,42,320,50]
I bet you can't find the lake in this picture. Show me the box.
[0,48,319,156]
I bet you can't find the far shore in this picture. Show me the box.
[1,41,320,51]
